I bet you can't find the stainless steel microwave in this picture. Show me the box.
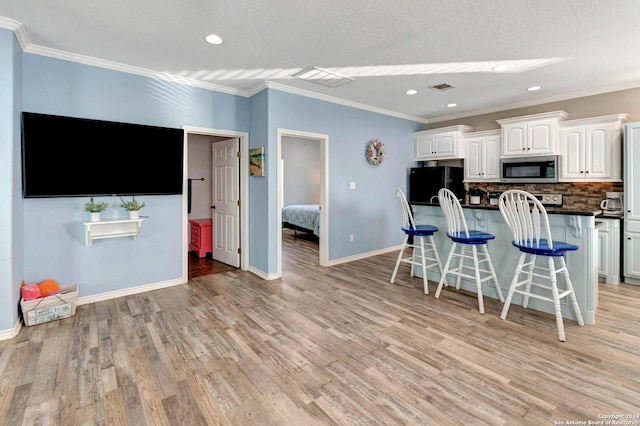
[500,155,559,183]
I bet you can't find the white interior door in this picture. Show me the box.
[211,138,240,267]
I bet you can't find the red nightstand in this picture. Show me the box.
[189,218,212,258]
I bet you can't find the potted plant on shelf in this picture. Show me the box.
[84,199,109,222]
[120,197,146,219]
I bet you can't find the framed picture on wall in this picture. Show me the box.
[249,147,265,176]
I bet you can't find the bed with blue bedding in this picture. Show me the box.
[282,204,320,238]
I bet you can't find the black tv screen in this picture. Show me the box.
[21,112,184,198]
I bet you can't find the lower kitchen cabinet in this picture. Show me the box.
[597,217,621,284]
[624,232,640,284]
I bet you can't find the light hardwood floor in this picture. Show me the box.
[1,229,639,425]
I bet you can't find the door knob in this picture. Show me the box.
[211,205,216,210]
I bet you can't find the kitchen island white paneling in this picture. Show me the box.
[412,204,599,324]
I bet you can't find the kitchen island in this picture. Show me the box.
[411,203,599,324]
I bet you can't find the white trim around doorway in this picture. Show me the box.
[276,128,329,278]
[181,126,249,283]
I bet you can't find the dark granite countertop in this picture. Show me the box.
[411,201,601,217]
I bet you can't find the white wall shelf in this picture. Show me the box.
[83,218,144,246]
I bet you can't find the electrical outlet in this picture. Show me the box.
[350,182,356,189]
[349,234,354,242]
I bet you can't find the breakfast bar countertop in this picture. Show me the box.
[410,201,601,217]
[410,203,599,325]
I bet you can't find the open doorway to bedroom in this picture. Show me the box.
[183,126,249,281]
[277,129,329,277]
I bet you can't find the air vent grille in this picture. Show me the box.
[429,83,455,91]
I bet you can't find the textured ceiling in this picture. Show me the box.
[1,0,640,122]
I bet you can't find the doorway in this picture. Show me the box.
[182,126,249,282]
[276,129,329,278]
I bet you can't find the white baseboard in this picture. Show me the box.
[0,318,22,341]
[327,245,402,266]
[77,278,185,306]
[248,266,280,280]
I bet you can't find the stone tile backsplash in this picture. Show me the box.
[470,182,624,211]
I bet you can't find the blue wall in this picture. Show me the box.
[1,31,425,332]
[248,90,270,273]
[0,29,23,331]
[20,54,250,299]
[263,90,423,271]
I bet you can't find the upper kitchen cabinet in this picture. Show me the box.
[414,125,474,160]
[497,111,568,157]
[464,130,500,182]
[559,114,628,182]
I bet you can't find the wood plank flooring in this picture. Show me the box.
[1,229,639,425]
[189,252,238,279]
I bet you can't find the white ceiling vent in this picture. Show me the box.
[429,83,455,91]
[293,66,354,88]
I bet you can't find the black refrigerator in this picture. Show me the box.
[409,166,464,203]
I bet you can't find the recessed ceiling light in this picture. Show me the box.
[406,89,418,95]
[527,85,541,91]
[205,34,223,45]
[447,103,457,108]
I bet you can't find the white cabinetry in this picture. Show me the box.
[497,111,568,157]
[624,122,640,285]
[625,233,640,279]
[414,125,473,160]
[559,114,628,182]
[464,130,500,182]
[597,218,621,284]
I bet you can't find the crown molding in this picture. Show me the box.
[427,82,640,124]
[0,17,29,50]
[0,16,21,31]
[23,44,249,97]
[7,17,637,126]
[1,18,427,123]
[261,81,429,124]
[5,20,428,124]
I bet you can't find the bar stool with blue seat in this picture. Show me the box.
[498,190,584,341]
[435,188,504,314]
[390,188,446,294]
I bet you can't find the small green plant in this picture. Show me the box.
[83,200,108,213]
[119,197,146,211]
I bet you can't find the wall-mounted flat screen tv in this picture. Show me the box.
[22,112,184,198]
